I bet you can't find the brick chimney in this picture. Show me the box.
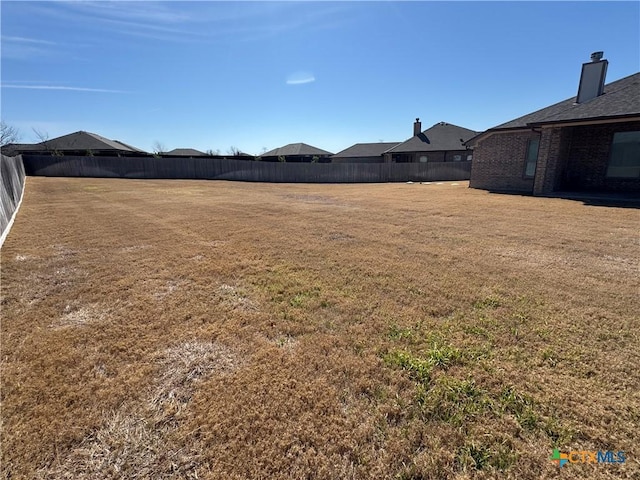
[413,118,422,136]
[576,51,608,104]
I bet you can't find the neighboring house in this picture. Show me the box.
[468,52,640,195]
[383,119,479,163]
[1,131,147,156]
[260,143,333,162]
[331,142,400,163]
[164,148,207,157]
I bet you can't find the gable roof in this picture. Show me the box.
[493,72,640,130]
[385,122,480,153]
[261,143,333,157]
[332,142,400,158]
[5,131,147,153]
[44,131,146,152]
[165,148,206,156]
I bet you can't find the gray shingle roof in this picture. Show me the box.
[262,143,333,157]
[46,131,145,152]
[165,148,206,156]
[493,72,640,129]
[332,142,400,158]
[386,122,479,153]
[8,131,147,153]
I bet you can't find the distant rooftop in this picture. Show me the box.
[386,122,479,153]
[165,148,207,156]
[332,142,400,158]
[261,143,334,157]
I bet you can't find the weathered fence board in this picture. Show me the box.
[1,154,26,246]
[22,155,471,183]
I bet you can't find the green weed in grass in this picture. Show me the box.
[455,439,517,472]
[384,350,433,383]
[499,385,539,429]
[473,295,503,310]
[417,376,490,425]
[383,342,463,384]
[388,324,414,341]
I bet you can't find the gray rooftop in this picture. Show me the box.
[165,148,207,156]
[385,122,480,153]
[493,72,640,130]
[262,143,333,157]
[4,131,146,153]
[332,142,400,158]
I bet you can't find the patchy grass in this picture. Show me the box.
[1,178,639,479]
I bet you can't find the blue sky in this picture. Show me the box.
[2,1,639,155]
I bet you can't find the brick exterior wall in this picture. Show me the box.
[533,127,567,195]
[471,121,640,195]
[554,121,640,193]
[469,130,539,193]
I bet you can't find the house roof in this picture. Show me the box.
[4,131,147,153]
[493,72,640,130]
[1,143,32,155]
[332,142,400,158]
[261,143,333,157]
[385,122,480,153]
[45,131,146,152]
[165,148,207,156]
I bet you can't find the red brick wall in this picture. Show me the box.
[557,121,640,193]
[469,130,538,193]
[471,121,640,195]
[533,127,567,195]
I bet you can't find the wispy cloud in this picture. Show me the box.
[35,1,206,42]
[2,84,128,93]
[2,35,57,45]
[13,1,356,44]
[1,35,59,60]
[286,72,316,85]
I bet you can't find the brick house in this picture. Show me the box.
[468,53,640,195]
[259,143,333,162]
[383,119,479,164]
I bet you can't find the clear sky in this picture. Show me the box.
[1,1,639,155]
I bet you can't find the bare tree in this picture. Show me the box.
[227,146,242,156]
[0,121,21,146]
[206,148,220,156]
[32,127,58,155]
[152,141,166,156]
[32,127,49,144]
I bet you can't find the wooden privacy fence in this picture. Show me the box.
[22,155,471,183]
[1,154,26,246]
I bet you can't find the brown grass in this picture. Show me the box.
[1,178,639,479]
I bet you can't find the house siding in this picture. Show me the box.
[469,130,538,193]
[471,121,640,195]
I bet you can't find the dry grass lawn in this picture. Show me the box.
[1,177,639,479]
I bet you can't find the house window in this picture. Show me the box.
[524,138,540,178]
[419,155,428,163]
[467,154,473,161]
[453,154,462,162]
[606,131,640,178]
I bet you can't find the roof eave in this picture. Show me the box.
[467,114,640,146]
[528,113,640,128]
